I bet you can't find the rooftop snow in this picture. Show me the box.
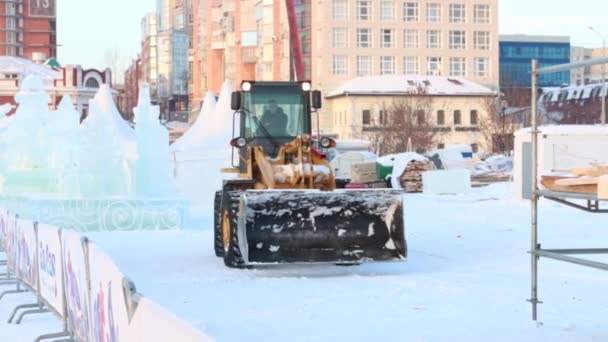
[0,56,61,80]
[326,75,497,98]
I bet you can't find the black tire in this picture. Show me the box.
[222,191,247,268]
[213,190,223,257]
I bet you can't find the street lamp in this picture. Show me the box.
[589,26,608,125]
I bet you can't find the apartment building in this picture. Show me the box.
[0,0,57,59]
[313,1,499,90]
[196,0,498,134]
[141,13,159,101]
[570,46,592,85]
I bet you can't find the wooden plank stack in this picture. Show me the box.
[399,160,435,193]
[540,165,608,199]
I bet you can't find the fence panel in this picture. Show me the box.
[37,223,65,315]
[62,230,91,341]
[16,218,37,289]
[88,243,132,342]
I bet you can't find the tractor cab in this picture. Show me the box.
[230,81,323,163]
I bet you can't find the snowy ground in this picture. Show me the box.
[2,182,608,341]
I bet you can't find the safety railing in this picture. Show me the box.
[0,209,213,341]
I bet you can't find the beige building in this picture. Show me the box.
[590,48,607,81]
[326,75,497,151]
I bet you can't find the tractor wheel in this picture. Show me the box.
[221,191,247,269]
[213,190,223,257]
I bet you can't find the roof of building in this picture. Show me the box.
[499,34,570,44]
[326,75,497,98]
[0,56,61,80]
[515,125,608,136]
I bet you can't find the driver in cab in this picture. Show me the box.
[258,99,288,136]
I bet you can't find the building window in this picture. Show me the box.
[380,56,395,75]
[357,28,371,48]
[332,55,347,75]
[426,3,441,23]
[362,109,371,125]
[427,56,442,76]
[470,110,478,125]
[453,110,462,125]
[85,78,100,88]
[473,4,490,24]
[438,143,445,149]
[333,28,347,48]
[449,3,466,23]
[449,30,465,49]
[403,2,418,22]
[426,30,441,49]
[381,29,394,48]
[473,31,490,50]
[404,29,419,48]
[379,110,386,124]
[380,0,394,21]
[437,110,445,125]
[333,0,347,20]
[474,57,489,77]
[449,57,466,77]
[403,56,418,75]
[357,0,370,20]
[416,110,425,125]
[357,56,371,76]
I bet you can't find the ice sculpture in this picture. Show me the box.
[134,83,174,196]
[1,75,54,193]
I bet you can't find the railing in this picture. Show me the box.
[0,209,213,341]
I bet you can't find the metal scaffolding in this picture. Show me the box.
[529,56,608,320]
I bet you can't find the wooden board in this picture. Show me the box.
[541,175,598,195]
[570,166,608,177]
[554,177,599,186]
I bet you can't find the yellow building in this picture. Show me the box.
[325,75,497,152]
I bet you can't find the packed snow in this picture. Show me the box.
[5,183,607,341]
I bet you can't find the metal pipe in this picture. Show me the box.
[542,248,608,255]
[534,250,608,271]
[536,56,608,75]
[530,59,539,321]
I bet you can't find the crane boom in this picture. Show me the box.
[285,0,306,81]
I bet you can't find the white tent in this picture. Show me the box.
[170,91,217,152]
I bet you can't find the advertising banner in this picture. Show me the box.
[17,219,37,289]
[88,243,131,342]
[37,223,64,315]
[62,230,91,341]
[5,214,18,274]
[128,297,213,342]
[0,209,8,252]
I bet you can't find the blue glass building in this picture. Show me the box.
[500,35,571,88]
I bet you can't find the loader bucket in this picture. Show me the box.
[235,190,406,265]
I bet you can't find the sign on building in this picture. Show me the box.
[30,0,56,18]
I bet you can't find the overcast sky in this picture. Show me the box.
[57,0,608,71]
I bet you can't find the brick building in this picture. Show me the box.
[0,56,111,117]
[0,0,57,59]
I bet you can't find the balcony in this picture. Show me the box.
[241,46,257,63]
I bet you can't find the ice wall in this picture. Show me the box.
[134,83,175,197]
[78,93,132,197]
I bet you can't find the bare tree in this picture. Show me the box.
[104,46,129,86]
[478,96,520,155]
[366,86,438,156]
